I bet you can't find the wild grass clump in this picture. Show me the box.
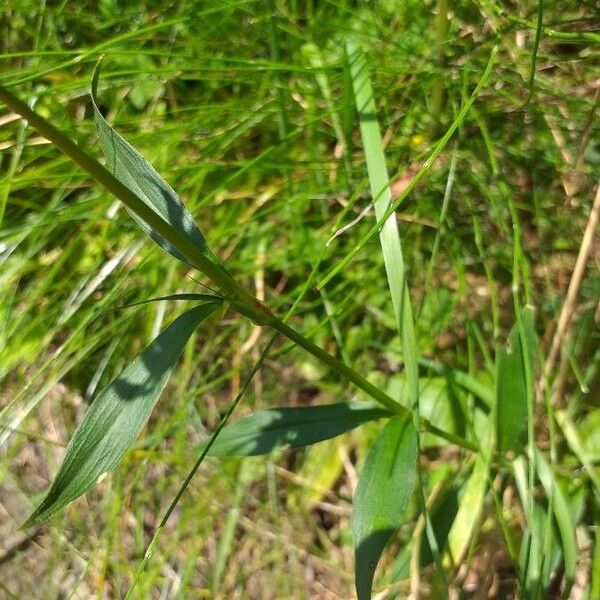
[1,1,598,598]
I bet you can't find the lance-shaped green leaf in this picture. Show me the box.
[496,306,536,453]
[347,40,419,408]
[353,416,418,599]
[535,449,577,587]
[91,65,220,268]
[24,301,220,527]
[207,402,390,457]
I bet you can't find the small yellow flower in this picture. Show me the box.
[410,133,426,148]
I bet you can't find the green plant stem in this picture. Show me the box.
[430,0,449,136]
[264,317,478,451]
[125,333,280,599]
[269,316,407,416]
[0,81,478,454]
[0,82,271,326]
[527,0,544,102]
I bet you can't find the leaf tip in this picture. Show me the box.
[20,508,44,530]
[91,56,105,99]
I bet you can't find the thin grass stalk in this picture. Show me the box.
[0,80,480,453]
[526,0,544,101]
[430,0,449,137]
[125,332,279,599]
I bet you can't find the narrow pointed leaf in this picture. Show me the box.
[535,449,577,586]
[347,39,419,407]
[353,416,418,599]
[24,302,220,527]
[445,452,489,567]
[207,402,390,457]
[122,293,222,309]
[496,306,536,452]
[91,65,219,268]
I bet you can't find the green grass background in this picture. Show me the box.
[1,1,599,598]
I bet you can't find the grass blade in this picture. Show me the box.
[496,306,536,453]
[444,453,489,568]
[347,37,448,594]
[346,38,419,406]
[206,402,390,457]
[353,416,418,599]
[534,449,577,588]
[24,301,220,527]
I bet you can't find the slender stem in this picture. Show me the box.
[269,316,409,418]
[125,333,280,599]
[526,0,544,102]
[0,81,477,453]
[0,86,231,293]
[260,311,479,452]
[430,0,449,137]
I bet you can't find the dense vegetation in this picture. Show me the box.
[1,1,598,598]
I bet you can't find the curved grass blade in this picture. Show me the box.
[24,301,220,527]
[120,293,223,310]
[91,64,220,269]
[353,416,418,599]
[496,306,536,453]
[206,402,390,457]
[444,452,489,568]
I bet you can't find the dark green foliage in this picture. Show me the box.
[207,402,390,457]
[353,416,418,599]
[25,302,219,526]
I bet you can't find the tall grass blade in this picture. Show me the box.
[353,416,418,599]
[347,40,450,591]
[24,301,220,527]
[444,452,489,567]
[319,46,497,288]
[346,38,419,407]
